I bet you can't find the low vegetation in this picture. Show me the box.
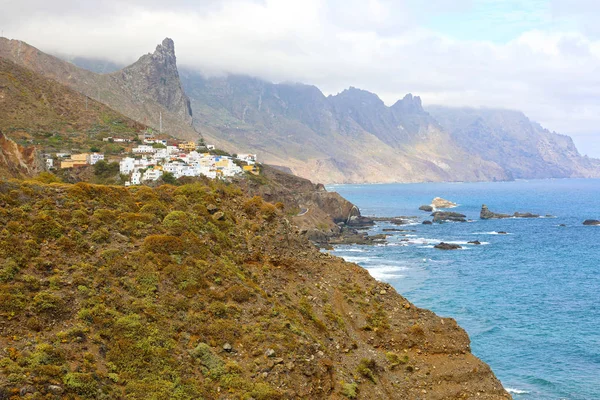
[0,178,510,399]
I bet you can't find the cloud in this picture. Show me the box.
[1,0,600,156]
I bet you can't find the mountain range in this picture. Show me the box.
[1,36,598,183]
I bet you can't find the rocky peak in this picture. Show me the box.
[391,93,424,114]
[118,38,192,123]
[331,86,385,107]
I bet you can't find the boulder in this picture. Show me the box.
[432,197,457,209]
[213,211,225,221]
[47,385,64,395]
[434,242,462,250]
[583,220,600,226]
[497,231,508,235]
[468,240,481,245]
[431,211,466,223]
[419,205,433,212]
[422,220,433,225]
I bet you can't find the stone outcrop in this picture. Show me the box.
[432,211,467,222]
[432,197,457,208]
[480,205,511,219]
[118,38,193,123]
[419,205,433,212]
[480,205,540,219]
[435,242,462,250]
[0,132,44,179]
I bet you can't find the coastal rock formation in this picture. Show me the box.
[583,220,600,226]
[480,205,511,219]
[435,242,462,250]
[432,197,457,208]
[468,240,482,245]
[419,205,433,212]
[432,211,467,222]
[480,205,541,219]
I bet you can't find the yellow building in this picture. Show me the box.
[178,141,196,151]
[60,153,89,169]
[243,165,260,175]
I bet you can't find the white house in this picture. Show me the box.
[132,145,156,154]
[46,158,54,169]
[142,169,163,181]
[236,154,257,164]
[88,153,105,165]
[119,157,136,174]
[131,171,142,185]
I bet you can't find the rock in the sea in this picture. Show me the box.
[513,212,540,218]
[480,204,511,219]
[468,240,481,245]
[434,242,462,250]
[583,220,600,226]
[431,211,467,223]
[422,220,433,225]
[481,204,540,219]
[497,231,508,235]
[419,205,433,212]
[432,197,457,209]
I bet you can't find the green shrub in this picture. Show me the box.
[63,372,98,396]
[341,381,358,398]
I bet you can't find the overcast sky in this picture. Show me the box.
[2,0,600,156]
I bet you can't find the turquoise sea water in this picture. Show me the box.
[327,179,600,400]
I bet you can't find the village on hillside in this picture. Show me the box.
[47,132,259,185]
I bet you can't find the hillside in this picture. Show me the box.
[427,106,600,179]
[181,70,508,183]
[0,178,510,399]
[0,37,197,141]
[0,57,148,155]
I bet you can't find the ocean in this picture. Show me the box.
[327,179,600,400]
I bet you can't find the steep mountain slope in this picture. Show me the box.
[0,179,511,399]
[0,57,147,154]
[0,37,197,140]
[181,69,508,183]
[428,106,600,179]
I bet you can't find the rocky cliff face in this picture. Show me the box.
[0,37,196,140]
[0,132,44,179]
[118,38,192,124]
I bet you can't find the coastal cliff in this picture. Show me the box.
[0,179,510,399]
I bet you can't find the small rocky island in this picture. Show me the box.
[480,204,541,219]
[435,242,462,250]
[432,197,458,208]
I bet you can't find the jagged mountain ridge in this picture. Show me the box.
[181,67,600,182]
[0,37,197,141]
[181,69,508,183]
[428,106,600,179]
